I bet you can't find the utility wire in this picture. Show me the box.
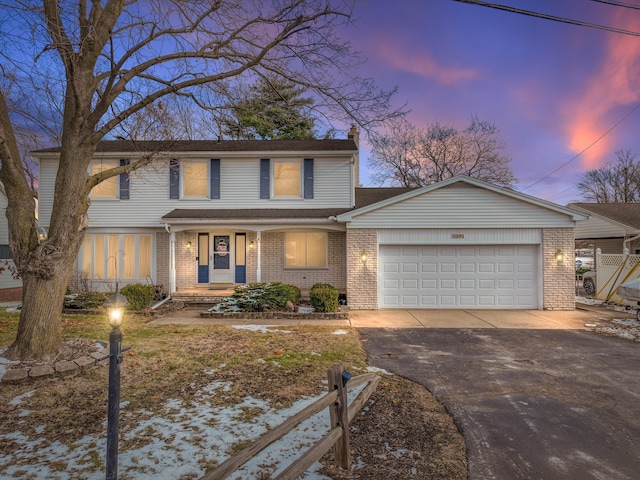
[451,0,640,37]
[521,103,640,192]
[588,0,640,11]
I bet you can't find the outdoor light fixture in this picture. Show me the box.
[361,252,368,263]
[104,292,130,480]
[186,241,192,250]
[555,250,564,264]
[249,240,255,249]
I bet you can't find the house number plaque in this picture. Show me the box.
[451,233,465,239]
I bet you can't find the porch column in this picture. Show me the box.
[169,230,176,294]
[256,231,262,282]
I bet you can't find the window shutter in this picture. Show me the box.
[260,158,270,199]
[210,158,220,199]
[169,159,180,199]
[119,159,130,200]
[304,158,314,199]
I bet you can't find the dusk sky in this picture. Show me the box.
[344,0,640,205]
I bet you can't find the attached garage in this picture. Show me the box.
[379,244,538,309]
[339,176,588,311]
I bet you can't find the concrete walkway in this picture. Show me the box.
[151,305,627,328]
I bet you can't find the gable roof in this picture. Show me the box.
[337,176,587,222]
[569,203,640,231]
[32,139,358,155]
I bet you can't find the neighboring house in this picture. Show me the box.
[33,134,586,311]
[0,184,23,301]
[569,203,640,254]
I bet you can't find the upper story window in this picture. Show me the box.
[260,158,313,200]
[274,161,301,197]
[183,160,208,197]
[90,160,118,197]
[170,158,220,199]
[90,159,130,199]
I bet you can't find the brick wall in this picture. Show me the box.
[261,231,346,291]
[155,231,170,291]
[175,231,197,290]
[542,227,575,310]
[346,229,378,309]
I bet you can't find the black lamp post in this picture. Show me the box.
[104,292,129,480]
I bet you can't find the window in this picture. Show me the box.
[183,160,209,197]
[274,161,301,197]
[0,245,11,259]
[90,159,129,199]
[81,234,153,279]
[285,232,327,268]
[169,159,220,199]
[260,158,313,199]
[90,160,119,197]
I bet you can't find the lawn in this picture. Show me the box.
[0,307,466,479]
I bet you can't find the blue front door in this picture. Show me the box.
[197,233,209,283]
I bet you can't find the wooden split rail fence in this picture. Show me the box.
[199,364,380,480]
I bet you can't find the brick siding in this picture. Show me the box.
[542,227,575,310]
[346,229,378,309]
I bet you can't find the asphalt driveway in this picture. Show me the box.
[359,326,640,480]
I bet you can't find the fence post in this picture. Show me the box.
[327,364,351,469]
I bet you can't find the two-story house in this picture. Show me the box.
[0,184,23,300]
[34,130,586,312]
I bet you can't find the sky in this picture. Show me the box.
[344,0,640,205]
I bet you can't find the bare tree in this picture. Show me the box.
[576,149,640,203]
[369,116,516,188]
[0,0,400,361]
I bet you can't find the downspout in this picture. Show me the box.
[165,223,176,295]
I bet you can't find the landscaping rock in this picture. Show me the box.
[2,368,29,384]
[55,361,80,378]
[29,364,55,380]
[74,356,96,371]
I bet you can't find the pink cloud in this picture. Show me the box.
[374,39,477,85]
[563,11,640,169]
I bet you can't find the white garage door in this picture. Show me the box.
[379,245,538,309]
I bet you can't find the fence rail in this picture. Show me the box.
[199,365,379,480]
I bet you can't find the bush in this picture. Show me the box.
[63,291,112,309]
[217,282,301,312]
[310,283,339,313]
[120,284,155,311]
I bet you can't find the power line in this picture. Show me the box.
[521,103,640,192]
[451,0,640,37]
[588,0,640,11]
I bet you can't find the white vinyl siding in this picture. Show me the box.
[379,245,539,309]
[347,184,575,229]
[285,232,327,268]
[37,155,354,228]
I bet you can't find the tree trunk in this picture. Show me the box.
[7,271,70,362]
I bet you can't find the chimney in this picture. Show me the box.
[347,124,360,192]
[347,124,359,147]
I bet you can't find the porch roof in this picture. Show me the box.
[161,208,352,222]
[161,188,417,223]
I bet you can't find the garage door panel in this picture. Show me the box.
[441,263,456,273]
[384,263,400,273]
[459,279,475,289]
[421,279,437,288]
[380,244,538,309]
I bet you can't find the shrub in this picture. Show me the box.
[120,284,155,311]
[221,282,301,312]
[310,283,339,313]
[64,291,112,309]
